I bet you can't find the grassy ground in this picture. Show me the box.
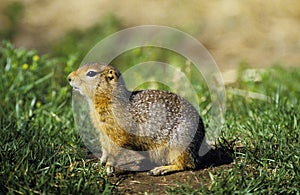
[0,42,299,194]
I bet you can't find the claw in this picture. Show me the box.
[148,167,167,176]
[106,165,114,176]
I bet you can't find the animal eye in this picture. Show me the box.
[86,71,97,77]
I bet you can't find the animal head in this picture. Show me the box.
[68,63,121,100]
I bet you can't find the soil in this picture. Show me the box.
[110,164,233,194]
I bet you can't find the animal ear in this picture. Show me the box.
[106,68,119,81]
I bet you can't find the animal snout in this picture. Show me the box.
[67,72,75,82]
[68,75,72,82]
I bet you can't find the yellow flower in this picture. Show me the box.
[23,63,29,70]
[36,101,41,108]
[32,55,40,62]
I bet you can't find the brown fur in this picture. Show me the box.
[68,63,205,176]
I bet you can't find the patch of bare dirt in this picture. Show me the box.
[114,169,208,194]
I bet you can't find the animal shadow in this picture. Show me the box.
[198,142,234,169]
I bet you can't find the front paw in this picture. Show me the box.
[92,155,108,168]
[105,164,114,176]
[100,153,108,165]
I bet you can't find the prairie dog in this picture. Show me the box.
[68,63,205,175]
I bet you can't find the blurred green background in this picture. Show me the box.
[1,0,300,70]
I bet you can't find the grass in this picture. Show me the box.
[0,42,117,194]
[0,38,299,194]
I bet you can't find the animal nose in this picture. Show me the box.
[67,71,75,82]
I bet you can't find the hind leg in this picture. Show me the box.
[148,150,195,176]
[148,164,184,176]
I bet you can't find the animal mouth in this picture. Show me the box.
[69,80,82,93]
[69,82,79,91]
[73,86,79,91]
